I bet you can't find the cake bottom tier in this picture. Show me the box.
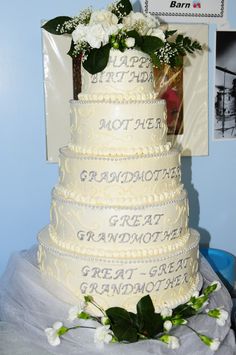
[37,227,201,313]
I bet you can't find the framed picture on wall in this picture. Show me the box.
[42,23,208,162]
[214,30,236,140]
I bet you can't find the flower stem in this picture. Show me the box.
[183,324,200,337]
[68,325,96,331]
[90,300,106,317]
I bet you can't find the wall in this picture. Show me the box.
[0,0,235,276]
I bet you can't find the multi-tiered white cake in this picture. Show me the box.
[38,48,201,313]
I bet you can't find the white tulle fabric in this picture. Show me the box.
[0,246,235,355]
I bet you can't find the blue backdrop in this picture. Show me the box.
[0,0,235,282]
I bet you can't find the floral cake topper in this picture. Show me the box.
[42,0,202,74]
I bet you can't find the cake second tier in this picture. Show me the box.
[57,146,181,205]
[69,99,168,156]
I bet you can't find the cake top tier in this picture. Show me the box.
[79,49,156,101]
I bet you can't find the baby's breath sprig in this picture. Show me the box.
[60,7,92,34]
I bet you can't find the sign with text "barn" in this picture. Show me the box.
[142,0,226,24]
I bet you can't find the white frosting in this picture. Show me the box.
[58,147,181,202]
[38,228,201,314]
[79,48,156,100]
[37,47,200,311]
[49,189,189,253]
[70,99,167,154]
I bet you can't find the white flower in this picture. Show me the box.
[206,308,229,326]
[192,291,199,298]
[94,325,113,347]
[199,334,221,351]
[168,336,180,349]
[86,23,108,48]
[89,10,118,26]
[72,24,88,44]
[125,37,135,48]
[122,11,157,36]
[147,28,166,42]
[160,334,180,349]
[217,309,228,326]
[101,316,110,326]
[103,24,121,39]
[68,301,86,322]
[210,338,221,351]
[164,320,172,331]
[160,307,173,318]
[211,281,221,291]
[45,321,64,347]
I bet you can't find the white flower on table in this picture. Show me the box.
[206,307,229,326]
[68,301,86,322]
[45,321,67,346]
[163,320,172,332]
[210,280,221,291]
[160,306,173,318]
[199,334,221,351]
[94,325,113,347]
[210,338,221,351]
[160,334,180,349]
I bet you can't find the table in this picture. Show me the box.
[0,246,235,354]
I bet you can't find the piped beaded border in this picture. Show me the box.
[70,98,165,106]
[61,143,177,161]
[77,91,157,103]
[38,227,199,263]
[49,224,190,259]
[53,185,186,209]
[68,142,172,157]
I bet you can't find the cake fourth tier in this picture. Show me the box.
[37,48,201,313]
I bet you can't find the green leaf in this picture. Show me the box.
[112,323,138,342]
[176,34,184,44]
[42,16,72,35]
[106,307,138,342]
[165,30,177,38]
[172,304,197,318]
[149,53,161,68]
[83,44,111,75]
[84,295,94,303]
[78,311,91,320]
[183,36,191,47]
[67,39,75,58]
[141,36,164,54]
[112,0,133,18]
[126,30,142,47]
[106,307,133,323]
[137,295,163,338]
